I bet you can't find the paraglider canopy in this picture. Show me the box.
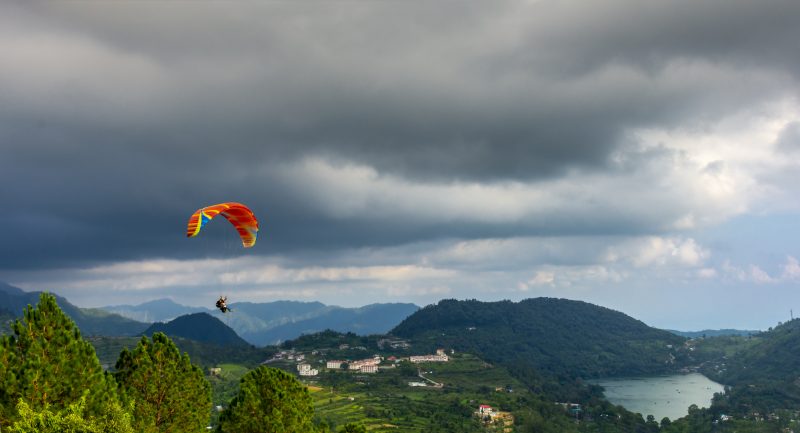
[186,202,259,248]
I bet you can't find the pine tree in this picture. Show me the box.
[216,366,316,433]
[338,423,368,433]
[11,396,133,433]
[114,332,211,433]
[0,293,118,428]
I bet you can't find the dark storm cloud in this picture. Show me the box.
[0,0,798,269]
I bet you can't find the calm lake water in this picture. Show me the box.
[589,373,725,421]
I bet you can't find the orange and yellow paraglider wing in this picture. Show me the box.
[185,202,259,248]
[220,203,259,248]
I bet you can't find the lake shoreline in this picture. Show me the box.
[588,372,725,421]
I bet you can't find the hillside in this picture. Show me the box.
[705,319,800,412]
[667,328,761,338]
[241,302,420,346]
[100,298,419,346]
[0,308,13,334]
[142,312,250,347]
[0,281,150,336]
[102,298,209,322]
[391,298,685,381]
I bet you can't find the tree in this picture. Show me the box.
[114,332,211,433]
[338,423,367,433]
[0,293,119,428]
[216,366,316,433]
[10,397,133,433]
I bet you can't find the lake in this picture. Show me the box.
[589,373,725,421]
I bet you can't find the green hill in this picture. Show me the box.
[705,319,800,413]
[391,298,685,381]
[0,281,150,336]
[142,313,250,347]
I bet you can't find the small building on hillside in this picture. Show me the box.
[297,363,319,376]
[359,364,378,373]
[326,360,344,369]
[409,353,449,363]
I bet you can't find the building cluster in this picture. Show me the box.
[297,363,319,376]
[475,405,514,428]
[409,349,449,363]
[377,338,411,350]
[263,349,304,364]
[325,356,382,373]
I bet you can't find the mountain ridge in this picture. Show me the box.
[142,312,250,347]
[103,297,419,346]
[391,297,686,381]
[0,281,150,336]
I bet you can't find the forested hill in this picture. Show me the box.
[391,298,685,379]
[143,312,250,347]
[708,318,800,411]
[0,281,149,336]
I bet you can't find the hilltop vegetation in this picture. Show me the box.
[0,293,360,433]
[5,288,800,432]
[142,312,250,347]
[392,298,685,381]
[702,319,800,416]
[0,282,149,336]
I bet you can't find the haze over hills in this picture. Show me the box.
[0,281,149,336]
[142,312,250,347]
[103,297,419,346]
[102,298,209,323]
[226,302,420,346]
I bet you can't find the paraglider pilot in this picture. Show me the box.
[216,296,230,313]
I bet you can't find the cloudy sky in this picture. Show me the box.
[2,0,800,330]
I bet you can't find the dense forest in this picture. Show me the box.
[0,293,364,433]
[391,298,685,380]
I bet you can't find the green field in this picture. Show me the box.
[295,353,530,432]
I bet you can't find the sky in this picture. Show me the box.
[2,0,800,331]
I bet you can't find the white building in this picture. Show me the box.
[348,358,381,370]
[327,360,344,369]
[409,354,449,363]
[297,363,319,376]
[359,364,378,373]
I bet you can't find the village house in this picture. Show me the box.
[326,360,344,369]
[348,357,381,371]
[359,364,378,373]
[297,363,319,376]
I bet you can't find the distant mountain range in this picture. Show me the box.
[142,312,250,347]
[0,281,149,336]
[102,298,208,323]
[1,281,418,346]
[103,297,419,346]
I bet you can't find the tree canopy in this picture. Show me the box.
[0,293,119,428]
[216,366,316,433]
[114,332,212,433]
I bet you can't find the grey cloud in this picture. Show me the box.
[0,0,796,270]
[776,121,800,152]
